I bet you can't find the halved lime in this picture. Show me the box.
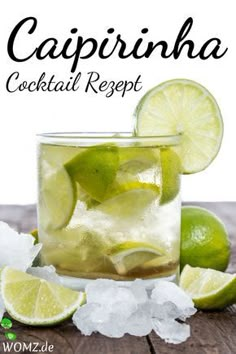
[1,267,85,326]
[40,167,76,230]
[106,241,164,275]
[65,146,119,202]
[135,79,223,174]
[180,265,236,310]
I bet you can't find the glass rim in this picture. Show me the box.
[37,132,181,146]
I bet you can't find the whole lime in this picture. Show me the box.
[180,206,230,271]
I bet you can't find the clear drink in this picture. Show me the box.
[37,133,181,284]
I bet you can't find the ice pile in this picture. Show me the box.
[73,279,197,344]
[0,221,42,320]
[27,265,62,284]
[0,222,41,271]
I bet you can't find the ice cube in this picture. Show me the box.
[152,318,191,344]
[149,297,184,320]
[96,313,127,338]
[148,300,170,319]
[27,266,61,284]
[0,222,42,271]
[85,279,118,304]
[86,279,137,317]
[124,304,153,336]
[151,281,197,320]
[69,201,113,234]
[73,302,127,338]
[73,303,97,336]
[129,279,148,304]
[90,304,110,324]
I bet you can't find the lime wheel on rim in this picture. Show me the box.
[135,79,223,174]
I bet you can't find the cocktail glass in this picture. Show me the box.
[37,133,181,289]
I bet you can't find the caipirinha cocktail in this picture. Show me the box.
[38,134,181,281]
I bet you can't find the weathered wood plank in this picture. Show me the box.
[148,310,236,354]
[0,204,37,233]
[8,321,151,354]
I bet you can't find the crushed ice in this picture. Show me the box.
[27,265,61,284]
[0,222,42,271]
[73,279,197,344]
[0,222,42,319]
[69,199,180,247]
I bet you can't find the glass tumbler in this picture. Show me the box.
[37,133,181,289]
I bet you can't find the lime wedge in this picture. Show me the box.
[105,181,160,200]
[179,265,236,310]
[160,148,180,204]
[1,267,85,325]
[135,79,223,174]
[103,147,160,200]
[65,146,119,202]
[106,241,164,275]
[118,147,159,169]
[96,187,158,218]
[40,167,76,230]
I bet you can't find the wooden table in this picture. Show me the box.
[0,203,235,354]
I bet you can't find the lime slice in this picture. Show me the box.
[180,265,236,310]
[104,147,161,200]
[40,167,76,230]
[65,145,119,202]
[1,267,85,325]
[118,147,159,169]
[106,241,164,275]
[135,79,223,174]
[160,148,180,204]
[95,187,158,218]
[105,181,160,200]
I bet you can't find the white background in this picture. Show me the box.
[0,0,235,204]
